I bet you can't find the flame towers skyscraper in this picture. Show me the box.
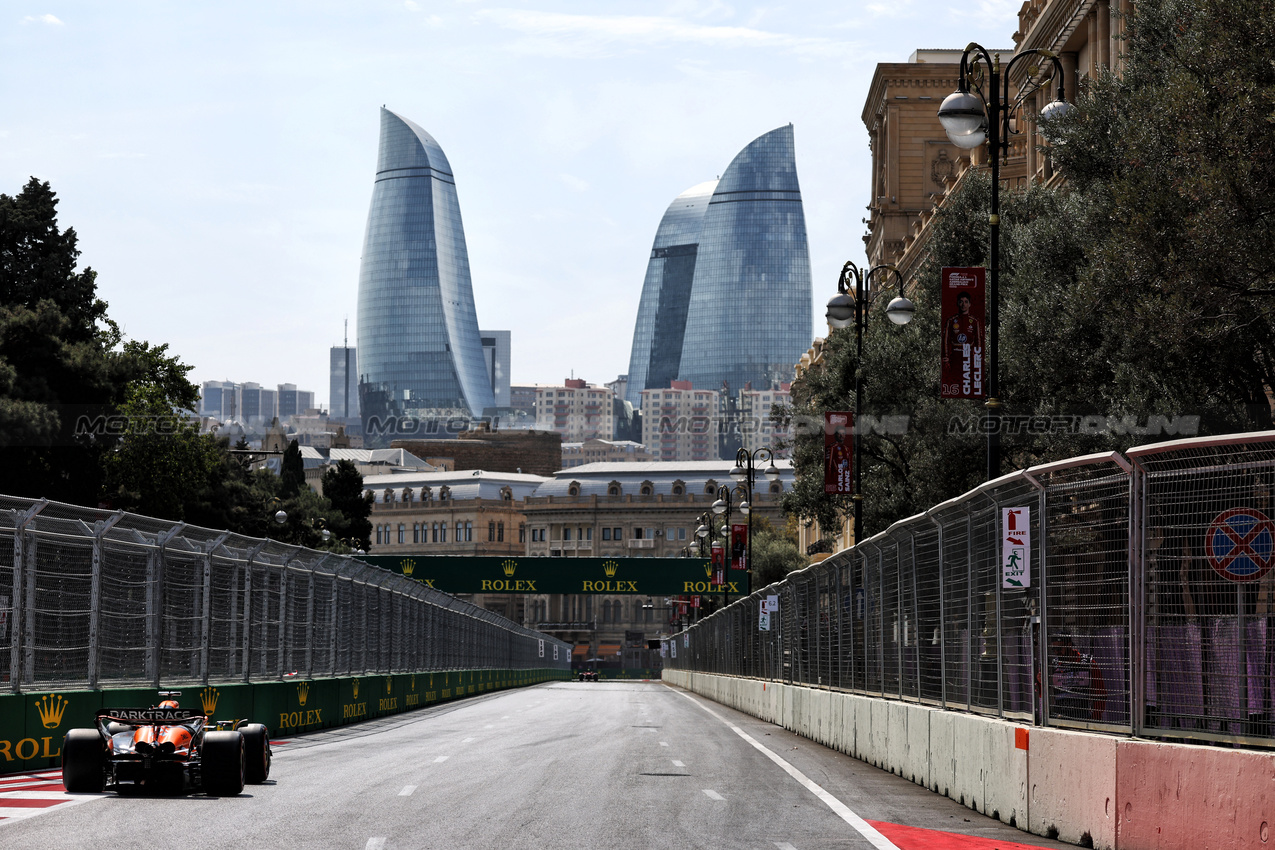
[626,125,812,405]
[357,108,493,434]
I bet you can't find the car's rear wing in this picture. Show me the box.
[96,707,207,724]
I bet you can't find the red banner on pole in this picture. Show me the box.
[731,524,748,571]
[824,412,853,494]
[711,543,725,586]
[940,267,986,398]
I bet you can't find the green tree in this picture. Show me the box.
[749,517,808,589]
[279,439,306,496]
[321,459,372,551]
[0,179,118,503]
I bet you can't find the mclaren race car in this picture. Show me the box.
[61,692,271,795]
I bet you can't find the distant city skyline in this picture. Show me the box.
[2,3,1024,409]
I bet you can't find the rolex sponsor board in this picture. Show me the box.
[365,556,749,596]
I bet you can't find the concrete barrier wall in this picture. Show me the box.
[665,671,1275,850]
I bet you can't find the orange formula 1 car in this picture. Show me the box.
[61,691,271,796]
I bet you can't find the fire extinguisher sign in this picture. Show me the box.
[1002,507,1031,589]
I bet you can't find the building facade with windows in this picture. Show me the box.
[364,469,545,559]
[639,381,721,462]
[356,108,494,429]
[535,379,615,443]
[561,439,652,468]
[738,383,792,455]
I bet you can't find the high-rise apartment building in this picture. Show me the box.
[640,381,721,462]
[626,126,812,405]
[535,379,615,443]
[739,383,792,455]
[356,108,494,432]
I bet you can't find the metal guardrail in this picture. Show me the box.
[0,496,570,693]
[666,432,1275,746]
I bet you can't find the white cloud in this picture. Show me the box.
[557,173,590,193]
[404,0,420,10]
[476,8,843,58]
[22,13,63,25]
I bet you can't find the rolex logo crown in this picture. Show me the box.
[352,679,360,699]
[703,560,714,577]
[386,677,392,694]
[201,687,220,715]
[502,559,517,577]
[297,682,310,707]
[602,560,619,577]
[36,694,68,729]
[400,559,415,576]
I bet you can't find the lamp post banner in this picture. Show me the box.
[711,543,725,586]
[731,524,748,571]
[824,411,853,494]
[940,267,986,399]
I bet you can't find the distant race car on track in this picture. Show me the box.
[61,691,271,796]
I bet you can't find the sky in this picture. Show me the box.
[2,1,1023,409]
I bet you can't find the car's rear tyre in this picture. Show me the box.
[202,731,245,796]
[240,723,271,784]
[62,728,106,793]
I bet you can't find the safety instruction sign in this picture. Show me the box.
[1002,507,1031,588]
[758,611,771,631]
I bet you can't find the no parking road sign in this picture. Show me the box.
[1206,508,1275,583]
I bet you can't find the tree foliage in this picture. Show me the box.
[783,0,1275,541]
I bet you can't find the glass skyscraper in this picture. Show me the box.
[626,125,812,403]
[357,108,494,430]
[625,180,718,406]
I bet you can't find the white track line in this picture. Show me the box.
[433,756,449,763]
[398,785,416,796]
[703,789,725,801]
[675,690,900,850]
[366,839,386,850]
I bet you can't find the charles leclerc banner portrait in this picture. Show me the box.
[940,267,986,399]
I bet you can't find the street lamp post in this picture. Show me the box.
[729,447,781,604]
[937,43,1072,480]
[826,261,915,545]
[712,483,747,608]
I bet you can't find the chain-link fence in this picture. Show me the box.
[0,495,570,694]
[667,432,1275,745]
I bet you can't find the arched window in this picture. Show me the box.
[402,487,414,503]
[440,522,447,542]
[607,481,622,497]
[497,521,505,542]
[704,479,718,495]
[412,523,420,544]
[671,480,685,496]
[432,522,439,543]
[500,486,513,501]
[383,488,394,504]
[770,480,782,494]
[639,480,653,497]
[567,481,581,497]
[439,486,450,501]
[397,524,405,544]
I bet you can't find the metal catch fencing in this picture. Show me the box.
[0,495,570,693]
[666,432,1275,746]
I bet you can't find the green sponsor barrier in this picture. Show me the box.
[362,555,749,597]
[0,668,572,776]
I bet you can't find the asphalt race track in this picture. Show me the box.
[0,681,1080,850]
